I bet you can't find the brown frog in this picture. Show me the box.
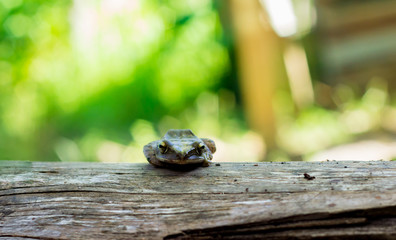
[143,129,216,167]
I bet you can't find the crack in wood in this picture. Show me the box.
[0,189,308,197]
[165,205,396,239]
[0,235,60,240]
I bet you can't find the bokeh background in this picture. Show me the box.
[2,0,396,163]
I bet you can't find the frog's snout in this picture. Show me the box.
[176,152,183,160]
[176,151,189,160]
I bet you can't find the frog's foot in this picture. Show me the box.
[202,159,212,167]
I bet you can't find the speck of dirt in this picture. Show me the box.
[234,179,237,182]
[245,188,249,193]
[215,163,221,166]
[254,164,258,166]
[344,166,348,168]
[303,173,315,180]
[328,203,336,207]
[1,210,13,217]
[98,198,108,204]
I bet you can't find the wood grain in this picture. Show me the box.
[0,161,395,239]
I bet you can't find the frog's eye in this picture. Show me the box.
[158,141,169,154]
[195,143,205,155]
[198,143,205,150]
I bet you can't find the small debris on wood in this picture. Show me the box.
[245,188,249,193]
[304,173,316,180]
[234,179,237,182]
[344,166,348,168]
[253,164,258,166]
[215,163,221,166]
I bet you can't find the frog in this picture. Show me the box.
[143,129,216,168]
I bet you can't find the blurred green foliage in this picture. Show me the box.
[0,0,245,162]
[3,0,395,163]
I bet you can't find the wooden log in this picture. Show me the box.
[0,160,395,239]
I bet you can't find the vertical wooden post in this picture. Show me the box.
[229,0,280,151]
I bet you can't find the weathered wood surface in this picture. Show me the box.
[0,160,396,239]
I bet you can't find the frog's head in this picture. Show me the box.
[155,139,212,164]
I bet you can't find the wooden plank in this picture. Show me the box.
[316,0,396,38]
[315,0,396,85]
[0,161,396,239]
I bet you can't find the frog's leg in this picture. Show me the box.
[143,141,167,167]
